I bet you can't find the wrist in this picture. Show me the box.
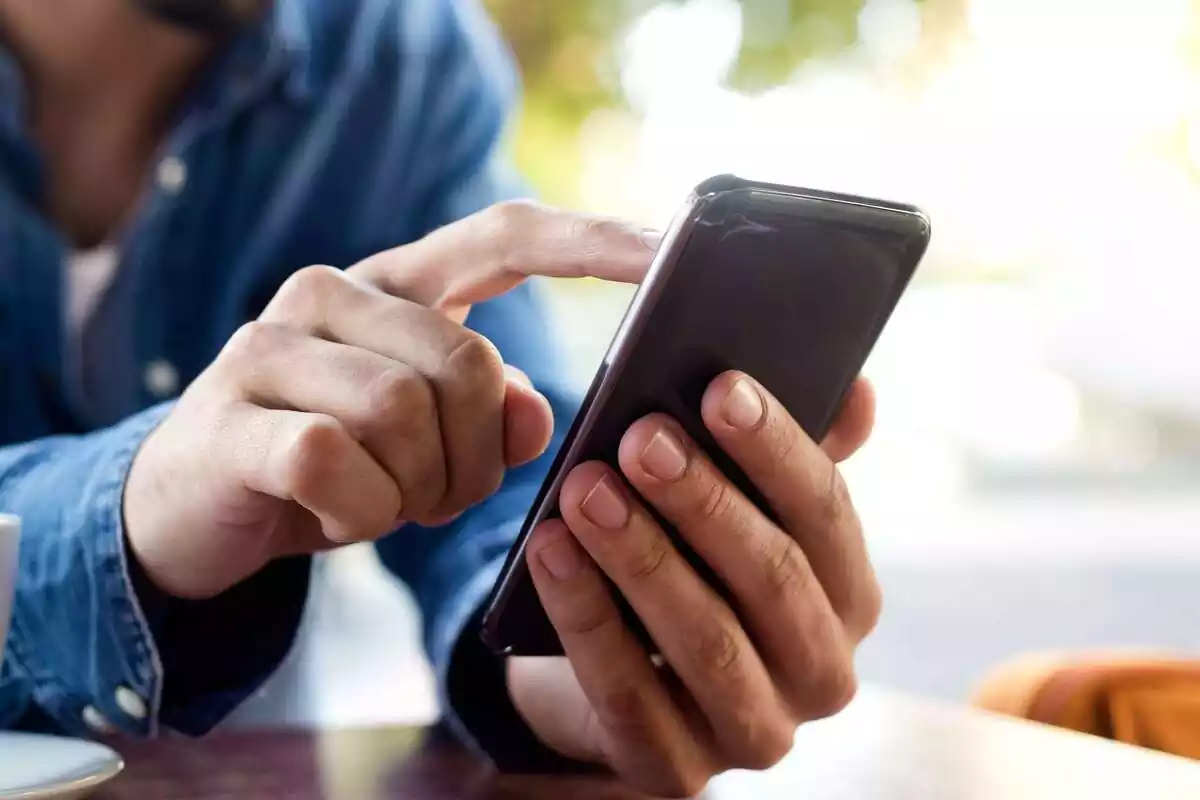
[121,422,187,599]
[446,615,604,774]
[120,411,275,601]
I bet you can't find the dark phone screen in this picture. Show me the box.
[481,187,929,655]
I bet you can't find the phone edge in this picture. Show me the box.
[477,188,710,653]
[478,175,931,654]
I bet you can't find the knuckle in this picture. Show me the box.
[273,265,340,313]
[437,334,506,510]
[284,416,347,495]
[694,618,742,676]
[655,769,710,799]
[487,198,542,230]
[480,200,545,271]
[761,537,812,599]
[804,658,859,720]
[569,214,620,245]
[734,721,796,771]
[443,333,505,389]
[563,603,617,638]
[818,463,854,531]
[698,478,736,523]
[223,321,280,364]
[294,263,342,292]
[361,367,434,434]
[595,682,655,743]
[359,370,447,517]
[770,420,803,463]
[626,536,671,581]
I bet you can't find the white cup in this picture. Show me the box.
[0,515,18,667]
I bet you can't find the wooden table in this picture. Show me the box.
[99,687,1200,799]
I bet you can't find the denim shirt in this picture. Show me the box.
[0,0,578,755]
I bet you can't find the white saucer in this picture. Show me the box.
[0,733,123,799]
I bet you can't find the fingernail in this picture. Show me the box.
[580,475,629,529]
[537,538,582,581]
[640,428,687,482]
[640,229,663,252]
[722,377,765,430]
[504,364,533,388]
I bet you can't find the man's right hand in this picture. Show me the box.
[123,202,657,600]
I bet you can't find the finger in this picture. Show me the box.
[701,372,881,641]
[349,201,657,314]
[503,374,554,467]
[558,463,795,771]
[820,377,876,463]
[618,415,857,721]
[423,333,508,518]
[527,520,714,796]
[217,322,445,523]
[228,404,401,544]
[505,657,603,760]
[260,266,509,517]
[504,363,533,388]
[260,265,470,363]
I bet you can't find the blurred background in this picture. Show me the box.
[233,0,1200,728]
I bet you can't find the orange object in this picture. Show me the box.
[973,654,1200,760]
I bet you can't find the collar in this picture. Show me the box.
[214,0,316,106]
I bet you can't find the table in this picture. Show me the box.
[99,687,1200,799]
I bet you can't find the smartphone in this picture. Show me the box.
[480,174,931,656]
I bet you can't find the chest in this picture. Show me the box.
[37,135,154,250]
[0,121,424,443]
[23,93,178,250]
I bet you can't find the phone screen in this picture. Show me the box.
[482,183,929,655]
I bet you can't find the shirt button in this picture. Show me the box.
[156,157,187,194]
[115,686,148,720]
[144,359,180,398]
[82,705,115,734]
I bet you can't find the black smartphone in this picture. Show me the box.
[480,174,930,656]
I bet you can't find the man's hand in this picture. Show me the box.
[124,201,656,599]
[509,373,880,797]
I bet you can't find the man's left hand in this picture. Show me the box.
[508,372,880,798]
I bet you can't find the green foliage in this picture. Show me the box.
[733,0,864,90]
[485,0,873,204]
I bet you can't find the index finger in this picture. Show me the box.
[349,201,657,312]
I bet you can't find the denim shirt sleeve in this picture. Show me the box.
[0,0,580,757]
[0,404,312,738]
[0,405,169,736]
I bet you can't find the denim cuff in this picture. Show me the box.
[5,404,171,738]
[4,401,310,739]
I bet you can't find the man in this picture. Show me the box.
[0,0,881,795]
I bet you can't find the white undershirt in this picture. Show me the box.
[66,245,119,338]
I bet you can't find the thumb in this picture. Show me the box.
[507,654,608,764]
[503,365,554,467]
